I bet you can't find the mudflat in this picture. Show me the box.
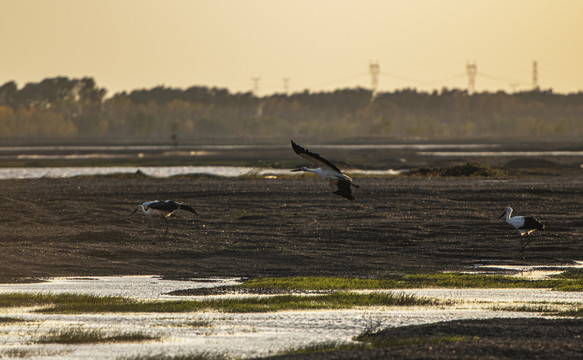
[1,175,581,280]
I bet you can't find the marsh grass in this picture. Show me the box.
[1,272,579,314]
[36,327,158,344]
[240,272,583,291]
[557,307,583,317]
[0,316,26,323]
[122,353,227,360]
[0,292,437,314]
[279,340,363,355]
[0,348,69,358]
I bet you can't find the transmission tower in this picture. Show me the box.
[282,78,290,95]
[369,61,380,96]
[532,61,539,90]
[251,77,261,96]
[466,62,477,94]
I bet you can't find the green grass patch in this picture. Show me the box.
[0,293,135,310]
[36,327,157,344]
[0,291,437,314]
[240,272,583,291]
[240,276,403,290]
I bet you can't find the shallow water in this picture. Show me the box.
[0,274,579,359]
[0,166,404,180]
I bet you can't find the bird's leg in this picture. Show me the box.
[520,238,531,260]
[164,217,169,235]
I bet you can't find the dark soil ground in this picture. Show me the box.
[267,318,583,360]
[0,150,582,359]
[1,175,581,281]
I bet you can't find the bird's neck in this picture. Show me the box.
[506,210,513,221]
[305,168,321,174]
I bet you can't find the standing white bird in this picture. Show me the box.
[290,140,360,200]
[499,206,545,259]
[130,200,197,234]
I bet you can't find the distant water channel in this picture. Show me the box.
[0,166,403,180]
[1,143,581,180]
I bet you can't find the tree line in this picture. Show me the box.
[1,76,582,143]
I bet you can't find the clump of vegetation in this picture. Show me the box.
[124,353,228,360]
[0,348,68,358]
[0,316,26,323]
[408,162,502,177]
[240,277,403,290]
[407,162,505,177]
[35,327,157,344]
[277,340,364,355]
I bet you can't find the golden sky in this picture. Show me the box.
[1,0,582,95]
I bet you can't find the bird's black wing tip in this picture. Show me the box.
[290,140,304,154]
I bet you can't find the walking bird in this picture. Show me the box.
[130,200,197,234]
[290,140,360,200]
[499,206,545,259]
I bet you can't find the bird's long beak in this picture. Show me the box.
[129,208,138,216]
[498,211,506,219]
[291,168,303,172]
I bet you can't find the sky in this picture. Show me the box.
[1,0,582,96]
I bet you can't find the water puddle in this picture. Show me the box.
[472,260,583,280]
[0,272,579,359]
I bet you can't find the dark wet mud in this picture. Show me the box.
[1,175,581,280]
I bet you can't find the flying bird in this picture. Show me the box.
[499,206,545,259]
[130,200,197,234]
[290,140,360,200]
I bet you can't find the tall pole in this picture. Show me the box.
[532,61,539,90]
[282,78,290,95]
[369,61,380,97]
[466,62,477,94]
[251,77,261,96]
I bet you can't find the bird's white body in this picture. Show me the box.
[501,207,543,236]
[499,206,545,259]
[290,140,359,200]
[299,167,353,182]
[130,200,197,234]
[135,205,167,217]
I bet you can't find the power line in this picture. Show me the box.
[309,72,369,89]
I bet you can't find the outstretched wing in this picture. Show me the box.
[329,179,355,200]
[149,201,180,213]
[291,140,342,173]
